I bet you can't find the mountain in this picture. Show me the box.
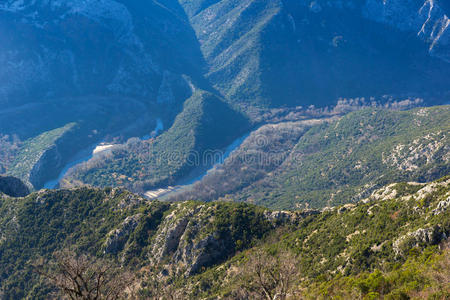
[0,0,202,108]
[0,186,282,298]
[1,1,449,299]
[0,175,448,298]
[0,0,200,188]
[170,105,450,209]
[179,0,450,107]
[177,176,450,299]
[2,0,448,109]
[59,90,250,191]
[1,0,449,189]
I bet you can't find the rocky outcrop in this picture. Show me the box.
[382,131,448,172]
[103,214,142,254]
[147,202,318,276]
[264,209,320,223]
[393,225,447,257]
[0,175,30,197]
[149,204,219,275]
[432,196,450,215]
[150,206,195,263]
[363,0,450,62]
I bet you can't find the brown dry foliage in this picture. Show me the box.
[234,249,301,300]
[35,251,135,300]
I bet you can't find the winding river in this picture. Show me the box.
[43,118,164,189]
[43,117,249,200]
[144,133,249,200]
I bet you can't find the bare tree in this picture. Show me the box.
[237,249,300,300]
[35,251,135,300]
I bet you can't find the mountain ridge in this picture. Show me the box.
[0,175,448,298]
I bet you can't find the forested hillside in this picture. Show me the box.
[172,106,450,209]
[0,176,448,299]
[60,90,250,191]
[0,2,449,298]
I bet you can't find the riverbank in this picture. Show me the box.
[43,118,164,189]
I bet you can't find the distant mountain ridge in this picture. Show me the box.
[0,0,201,108]
[0,0,449,109]
[180,0,450,107]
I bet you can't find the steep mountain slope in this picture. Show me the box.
[178,176,450,299]
[0,0,201,188]
[172,106,450,209]
[180,0,450,107]
[0,175,448,298]
[244,106,450,209]
[1,0,448,111]
[0,0,201,108]
[60,90,250,192]
[0,186,289,298]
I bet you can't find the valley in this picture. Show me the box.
[144,131,250,200]
[1,0,450,193]
[42,118,165,189]
[0,0,449,299]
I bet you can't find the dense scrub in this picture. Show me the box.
[174,106,450,209]
[0,177,448,299]
[0,187,274,298]
[174,177,450,299]
[249,106,450,209]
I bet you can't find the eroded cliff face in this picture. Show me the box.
[363,0,450,62]
[103,200,318,277]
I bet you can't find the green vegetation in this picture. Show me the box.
[169,119,325,203]
[0,187,150,298]
[226,106,449,209]
[0,96,157,189]
[0,176,448,298]
[0,187,270,298]
[180,0,450,109]
[6,123,76,185]
[171,106,449,210]
[175,177,450,299]
[301,248,450,299]
[63,90,250,191]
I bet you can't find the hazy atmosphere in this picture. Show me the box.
[0,1,449,299]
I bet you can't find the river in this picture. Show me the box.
[144,132,249,200]
[43,119,248,198]
[43,118,164,189]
